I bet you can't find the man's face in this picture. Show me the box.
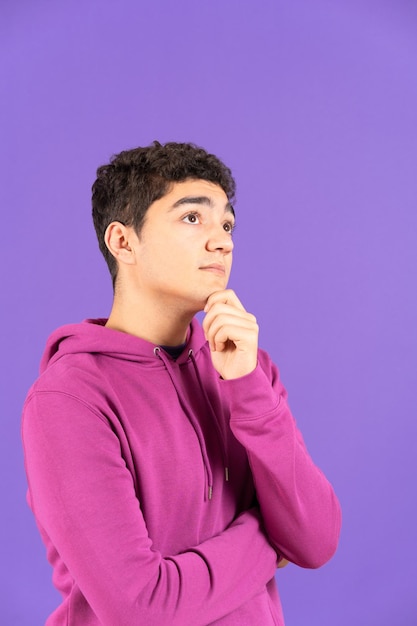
[129,179,235,313]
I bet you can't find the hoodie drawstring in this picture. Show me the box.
[154,347,216,501]
[187,350,230,486]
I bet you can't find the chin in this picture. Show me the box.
[182,286,226,314]
[192,292,214,313]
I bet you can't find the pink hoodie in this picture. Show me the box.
[22,318,341,625]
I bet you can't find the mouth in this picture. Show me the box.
[199,264,226,276]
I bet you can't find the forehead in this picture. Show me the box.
[164,179,231,208]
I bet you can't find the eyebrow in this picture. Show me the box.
[171,196,235,218]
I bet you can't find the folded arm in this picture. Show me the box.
[224,359,342,569]
[203,289,341,569]
[22,391,277,626]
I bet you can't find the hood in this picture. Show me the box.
[40,317,207,374]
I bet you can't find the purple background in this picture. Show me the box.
[2,1,416,624]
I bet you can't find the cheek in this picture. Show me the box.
[137,245,169,280]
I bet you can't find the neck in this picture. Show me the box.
[105,289,195,346]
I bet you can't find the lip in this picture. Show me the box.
[199,263,226,275]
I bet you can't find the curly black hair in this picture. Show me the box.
[92,141,236,286]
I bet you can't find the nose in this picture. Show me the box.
[206,225,234,253]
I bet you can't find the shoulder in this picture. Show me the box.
[32,351,102,395]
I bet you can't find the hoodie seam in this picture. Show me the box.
[24,390,112,427]
[229,397,285,424]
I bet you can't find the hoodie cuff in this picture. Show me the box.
[220,363,282,421]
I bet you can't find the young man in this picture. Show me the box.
[22,142,341,625]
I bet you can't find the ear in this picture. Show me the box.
[104,222,137,266]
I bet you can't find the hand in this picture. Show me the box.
[202,289,258,380]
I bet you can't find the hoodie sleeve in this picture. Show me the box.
[223,353,342,569]
[22,390,277,626]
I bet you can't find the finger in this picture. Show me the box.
[204,315,258,352]
[203,310,258,341]
[202,303,257,336]
[204,289,246,313]
[209,323,258,353]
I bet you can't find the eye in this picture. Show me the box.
[223,221,235,234]
[182,212,200,224]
